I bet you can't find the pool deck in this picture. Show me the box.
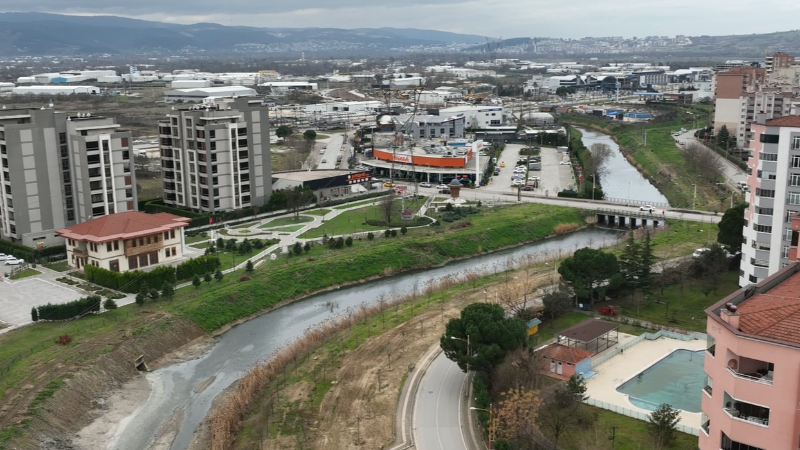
[585,334,706,429]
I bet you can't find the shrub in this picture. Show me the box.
[204,272,213,283]
[37,295,102,321]
[252,239,264,249]
[303,242,311,252]
[245,260,254,272]
[103,299,118,310]
[337,237,345,248]
[55,334,72,346]
[345,236,353,247]
[192,275,202,288]
[135,292,147,307]
[554,223,580,235]
[445,203,454,211]
[148,288,160,300]
[384,230,391,238]
[400,226,408,235]
[391,229,398,237]
[367,232,375,241]
[31,307,39,322]
[215,270,224,282]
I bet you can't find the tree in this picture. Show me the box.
[214,269,224,282]
[135,292,147,307]
[384,229,391,238]
[239,238,253,255]
[275,125,293,140]
[716,125,731,149]
[148,288,160,300]
[555,86,570,98]
[717,203,747,253]
[216,237,225,250]
[683,142,723,182]
[558,248,620,303]
[693,243,729,294]
[495,387,541,446]
[161,282,174,300]
[285,186,315,219]
[585,143,613,179]
[245,260,254,272]
[103,299,118,310]
[379,191,400,225]
[225,239,237,252]
[541,282,573,321]
[538,374,588,448]
[345,236,353,247]
[439,303,527,374]
[400,226,408,235]
[618,232,642,288]
[647,403,680,449]
[336,237,345,248]
[367,232,375,241]
[303,241,311,252]
[204,272,213,283]
[390,229,397,237]
[293,242,303,255]
[638,229,656,293]
[192,275,201,288]
[31,307,39,322]
[303,129,317,141]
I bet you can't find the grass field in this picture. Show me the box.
[9,269,41,280]
[331,198,381,210]
[42,261,70,272]
[304,208,331,216]
[299,197,427,239]
[258,215,314,229]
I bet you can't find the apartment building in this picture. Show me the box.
[0,108,135,247]
[159,97,271,214]
[713,67,768,147]
[764,51,795,74]
[58,211,189,271]
[740,115,800,286]
[700,262,800,450]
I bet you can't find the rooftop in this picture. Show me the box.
[538,344,593,364]
[558,318,620,343]
[272,169,369,182]
[57,211,190,244]
[765,115,800,128]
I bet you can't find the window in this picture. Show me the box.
[789,193,800,205]
[107,243,112,252]
[790,174,800,186]
[754,224,772,233]
[755,188,774,198]
[782,245,790,258]
[786,228,793,241]
[792,155,800,168]
[170,229,175,239]
[755,207,773,215]
[760,153,778,161]
[114,241,119,251]
[792,135,800,150]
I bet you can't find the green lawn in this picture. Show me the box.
[305,208,332,216]
[607,219,718,260]
[299,197,427,239]
[185,232,211,245]
[332,198,382,210]
[560,406,698,450]
[9,269,41,280]
[258,215,314,229]
[611,270,739,332]
[262,224,305,232]
[42,261,70,272]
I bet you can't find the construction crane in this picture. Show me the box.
[485,37,503,64]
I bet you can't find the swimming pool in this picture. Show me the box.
[616,349,705,413]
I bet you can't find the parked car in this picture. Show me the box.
[0,254,8,261]
[321,158,327,163]
[436,184,448,190]
[499,162,506,168]
[384,182,396,187]
[5,257,24,266]
[149,140,158,144]
[522,185,535,191]
[639,205,656,213]
[419,181,432,188]
[133,139,144,144]
[438,189,451,194]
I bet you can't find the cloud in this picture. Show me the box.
[8,0,800,39]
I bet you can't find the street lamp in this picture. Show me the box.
[692,184,698,210]
[469,404,495,450]
[450,335,471,373]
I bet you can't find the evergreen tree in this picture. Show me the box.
[161,282,175,300]
[148,288,160,300]
[204,272,213,283]
[214,269,224,282]
[103,299,118,310]
[135,292,147,306]
[31,307,39,322]
[192,275,202,288]
[345,236,353,247]
[245,260,254,272]
[637,230,656,293]
[216,237,225,250]
[303,242,311,253]
[647,403,680,448]
[293,242,303,255]
[618,232,641,288]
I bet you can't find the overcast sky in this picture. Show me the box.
[12,1,800,39]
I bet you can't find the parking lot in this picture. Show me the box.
[491,144,575,196]
[0,269,86,326]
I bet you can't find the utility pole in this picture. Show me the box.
[609,426,619,449]
[693,184,698,210]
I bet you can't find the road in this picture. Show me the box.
[673,130,747,188]
[316,133,344,170]
[413,351,472,450]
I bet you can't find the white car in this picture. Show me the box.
[437,184,449,190]
[321,158,327,164]
[149,140,158,144]
[419,181,432,188]
[5,257,24,266]
[559,160,571,165]
[639,205,656,212]
[133,139,144,144]
[512,180,525,186]
[0,254,8,261]
[528,176,540,182]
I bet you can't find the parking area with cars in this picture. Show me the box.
[492,144,575,195]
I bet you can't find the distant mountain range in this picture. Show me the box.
[1,12,799,58]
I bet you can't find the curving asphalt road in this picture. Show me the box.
[413,351,472,450]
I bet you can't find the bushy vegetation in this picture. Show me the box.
[84,255,220,293]
[35,295,102,321]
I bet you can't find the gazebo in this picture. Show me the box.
[556,318,619,355]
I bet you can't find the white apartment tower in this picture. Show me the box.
[0,108,135,247]
[158,97,271,213]
[740,115,800,286]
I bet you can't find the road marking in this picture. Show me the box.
[434,358,456,450]
[458,371,469,450]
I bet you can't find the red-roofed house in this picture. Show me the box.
[700,263,800,450]
[537,344,593,380]
[57,211,190,272]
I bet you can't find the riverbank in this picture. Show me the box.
[561,106,726,211]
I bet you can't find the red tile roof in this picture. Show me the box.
[538,344,593,364]
[765,115,800,128]
[738,271,800,345]
[57,211,190,243]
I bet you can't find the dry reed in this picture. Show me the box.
[553,223,580,235]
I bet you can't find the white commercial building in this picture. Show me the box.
[439,105,505,129]
[11,85,101,95]
[258,81,319,91]
[302,101,385,114]
[162,86,258,103]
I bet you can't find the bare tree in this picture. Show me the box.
[684,142,723,182]
[585,143,613,178]
[285,186,315,218]
[379,191,400,225]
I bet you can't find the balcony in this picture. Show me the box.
[723,391,770,427]
[725,353,773,385]
[722,432,764,450]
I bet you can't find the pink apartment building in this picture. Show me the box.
[701,260,800,450]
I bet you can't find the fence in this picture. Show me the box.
[583,397,700,436]
[603,197,670,209]
[591,329,708,367]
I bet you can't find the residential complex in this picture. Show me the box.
[713,67,768,148]
[701,262,800,450]
[158,97,272,214]
[740,115,800,286]
[57,211,189,272]
[0,108,135,247]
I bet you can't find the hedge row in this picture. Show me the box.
[84,255,221,293]
[36,295,101,321]
[0,239,66,262]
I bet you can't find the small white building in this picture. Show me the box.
[439,105,505,129]
[57,211,190,272]
[302,100,385,113]
[162,86,258,102]
[258,81,319,92]
[11,85,101,95]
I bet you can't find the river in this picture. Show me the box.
[115,228,622,450]
[576,127,670,206]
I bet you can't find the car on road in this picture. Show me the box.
[559,160,571,165]
[522,185,535,191]
[5,257,24,266]
[384,182,395,187]
[0,254,9,261]
[499,162,505,168]
[438,188,451,194]
[419,181,432,188]
[436,184,448,190]
[639,205,656,213]
[320,148,326,154]
[321,158,327,163]
[149,140,158,144]
[133,139,144,144]
[493,169,500,176]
